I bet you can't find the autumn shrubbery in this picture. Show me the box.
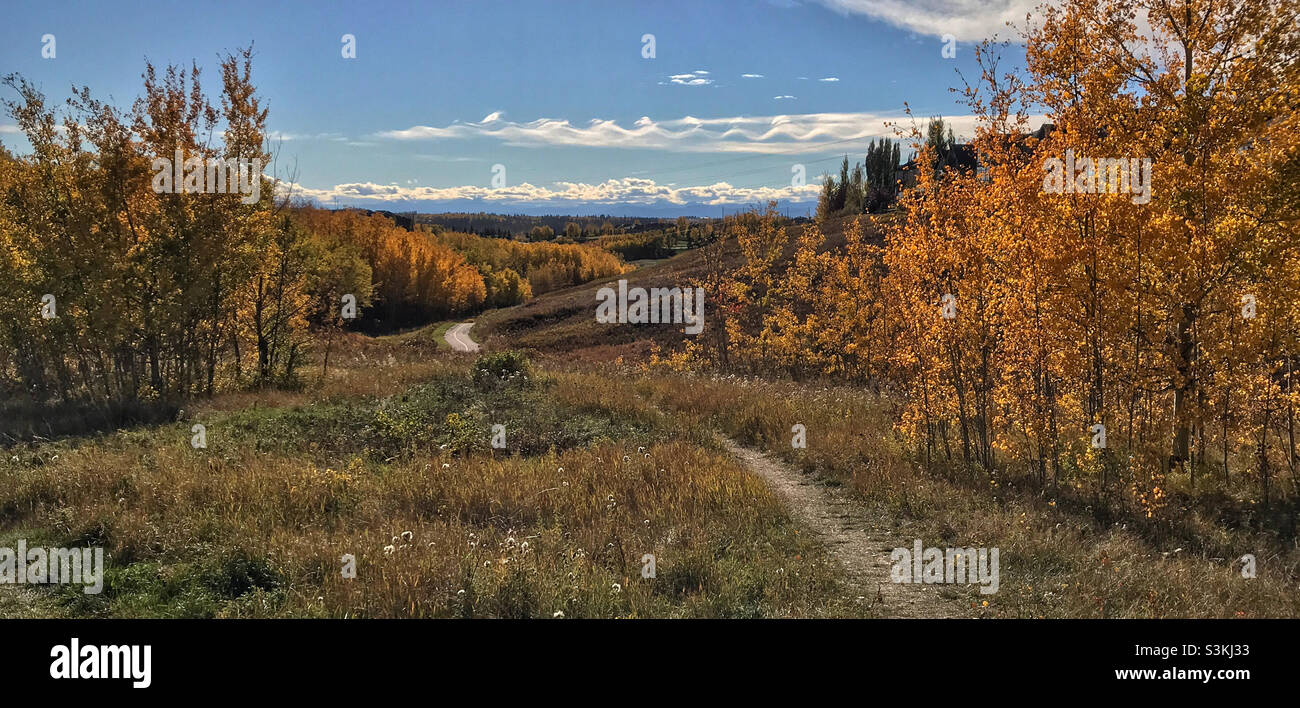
[685,0,1300,529]
[0,51,378,424]
[471,350,532,390]
[624,0,1300,615]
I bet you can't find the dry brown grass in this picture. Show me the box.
[0,340,863,618]
[610,369,1300,618]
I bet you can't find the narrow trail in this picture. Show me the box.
[721,437,961,618]
[445,320,954,616]
[445,322,480,352]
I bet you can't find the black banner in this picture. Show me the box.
[1,619,1288,695]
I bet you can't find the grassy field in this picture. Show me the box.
[470,228,1300,618]
[5,219,1298,618]
[5,326,1296,617]
[0,333,863,618]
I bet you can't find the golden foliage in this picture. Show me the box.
[690,0,1300,506]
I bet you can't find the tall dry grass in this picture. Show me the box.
[0,341,862,618]
[600,368,1300,618]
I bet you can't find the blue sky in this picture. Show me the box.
[1,0,1039,216]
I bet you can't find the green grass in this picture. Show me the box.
[389,320,457,350]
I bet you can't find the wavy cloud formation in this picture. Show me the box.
[276,176,823,208]
[376,111,1007,154]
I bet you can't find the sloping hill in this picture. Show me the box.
[473,239,739,360]
[473,214,884,361]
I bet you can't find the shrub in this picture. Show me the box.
[471,351,532,390]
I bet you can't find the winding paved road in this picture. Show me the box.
[444,322,480,352]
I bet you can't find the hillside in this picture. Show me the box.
[474,243,724,359]
[474,214,882,359]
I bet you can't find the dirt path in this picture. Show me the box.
[721,437,961,618]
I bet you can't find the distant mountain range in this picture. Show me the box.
[331,198,819,220]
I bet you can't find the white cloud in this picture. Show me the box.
[669,70,713,86]
[815,0,1043,41]
[819,77,840,82]
[275,175,824,208]
[412,154,481,163]
[0,123,70,136]
[742,73,765,78]
[773,95,797,100]
[376,110,1031,154]
[267,130,344,142]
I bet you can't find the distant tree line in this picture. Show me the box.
[415,213,682,241]
[817,138,902,218]
[431,230,627,299]
[817,121,975,220]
